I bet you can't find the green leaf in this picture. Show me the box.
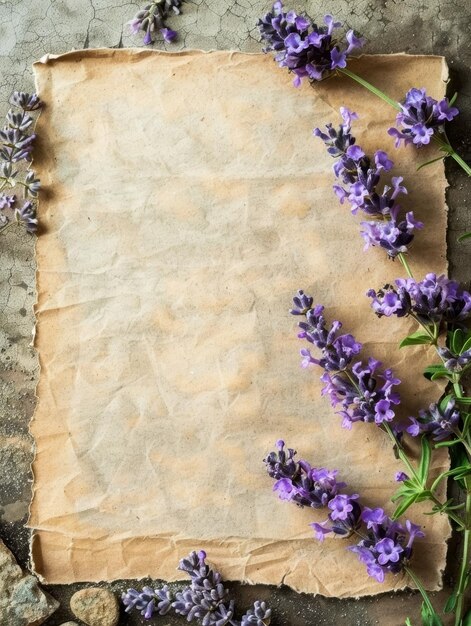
[418,438,431,484]
[461,334,471,353]
[405,619,414,626]
[458,231,471,243]
[400,330,433,348]
[420,600,444,626]
[444,591,457,612]
[416,155,445,171]
[463,608,471,626]
[452,329,465,354]
[456,396,471,405]
[392,493,419,519]
[449,91,458,106]
[439,394,455,412]
[434,439,463,448]
[423,364,451,381]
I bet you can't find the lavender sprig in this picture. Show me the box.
[291,290,401,430]
[264,442,424,584]
[258,3,470,176]
[123,550,271,625]
[128,0,186,45]
[388,88,459,148]
[368,274,471,327]
[0,91,42,235]
[314,108,423,258]
[258,1,364,87]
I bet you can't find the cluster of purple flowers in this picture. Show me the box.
[349,508,424,583]
[123,551,271,625]
[258,2,364,87]
[314,108,423,257]
[291,290,401,429]
[264,439,346,508]
[408,397,461,441]
[128,0,185,45]
[388,87,459,148]
[368,273,471,327]
[264,442,424,583]
[0,92,42,234]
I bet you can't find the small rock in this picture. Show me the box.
[59,623,79,626]
[0,539,58,626]
[70,588,119,626]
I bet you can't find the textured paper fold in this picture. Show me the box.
[30,49,450,595]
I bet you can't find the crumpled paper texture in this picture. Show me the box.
[29,49,450,595]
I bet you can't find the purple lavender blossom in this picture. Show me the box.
[360,208,423,257]
[395,472,409,482]
[15,201,38,233]
[0,128,36,163]
[128,0,185,45]
[291,290,402,430]
[241,601,272,626]
[122,585,172,619]
[0,194,15,209]
[315,109,422,258]
[264,440,346,508]
[407,398,461,441]
[437,346,471,373]
[388,88,459,148]
[124,550,271,624]
[258,3,364,87]
[349,508,424,582]
[9,91,42,111]
[173,550,235,625]
[368,274,471,326]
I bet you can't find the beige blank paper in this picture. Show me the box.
[30,49,449,595]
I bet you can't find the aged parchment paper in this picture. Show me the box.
[30,50,450,595]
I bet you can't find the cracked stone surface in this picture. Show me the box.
[0,1,469,624]
[0,539,58,625]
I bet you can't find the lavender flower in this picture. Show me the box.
[241,601,272,626]
[388,88,459,148]
[9,91,42,111]
[123,585,172,619]
[264,440,345,508]
[407,398,461,441]
[349,508,424,582]
[368,274,471,326]
[128,0,185,45]
[291,290,401,429]
[315,109,422,257]
[15,201,38,233]
[437,346,471,373]
[124,550,270,624]
[23,170,41,197]
[0,90,42,235]
[0,128,36,163]
[258,3,364,87]
[0,194,15,209]
[173,551,235,625]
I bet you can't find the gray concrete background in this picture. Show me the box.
[0,0,470,624]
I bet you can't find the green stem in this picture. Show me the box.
[434,135,471,177]
[404,566,437,616]
[337,68,471,177]
[337,68,401,110]
[398,252,414,278]
[454,489,471,626]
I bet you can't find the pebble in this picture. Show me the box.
[0,539,58,625]
[60,623,79,626]
[70,588,119,626]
